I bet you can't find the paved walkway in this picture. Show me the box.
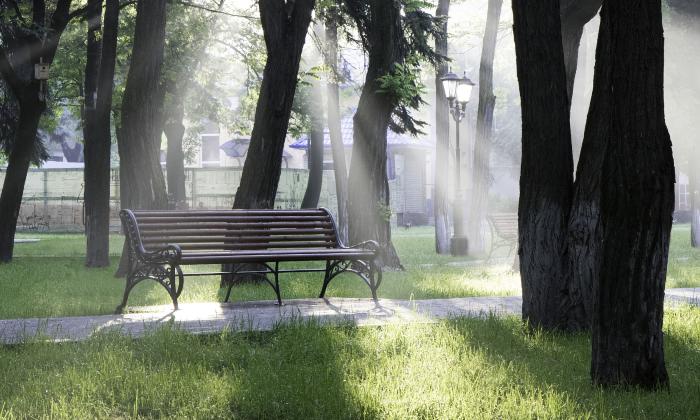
[0,289,698,345]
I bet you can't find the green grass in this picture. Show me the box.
[2,225,698,319]
[1,307,699,419]
[1,226,699,418]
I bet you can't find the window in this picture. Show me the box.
[201,135,220,166]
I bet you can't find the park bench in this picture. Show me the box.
[487,213,518,262]
[116,208,382,313]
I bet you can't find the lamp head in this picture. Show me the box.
[440,71,460,102]
[456,73,475,105]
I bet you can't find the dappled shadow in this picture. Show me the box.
[0,323,381,418]
[442,314,700,418]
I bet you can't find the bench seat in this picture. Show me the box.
[179,248,376,264]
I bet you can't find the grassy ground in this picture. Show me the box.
[1,226,699,418]
[1,225,698,319]
[1,307,699,419]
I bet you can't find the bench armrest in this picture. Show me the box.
[348,240,381,254]
[141,244,182,265]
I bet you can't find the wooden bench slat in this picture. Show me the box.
[140,228,336,237]
[132,209,328,217]
[137,221,334,230]
[134,215,331,223]
[141,234,337,244]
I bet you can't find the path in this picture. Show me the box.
[0,289,697,345]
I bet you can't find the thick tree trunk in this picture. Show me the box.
[164,98,187,208]
[469,0,502,255]
[347,0,403,269]
[116,0,169,276]
[84,0,119,267]
[222,0,314,285]
[0,103,44,262]
[325,19,349,245]
[117,0,168,212]
[433,0,451,255]
[590,0,673,389]
[232,0,315,209]
[512,0,573,330]
[301,77,324,209]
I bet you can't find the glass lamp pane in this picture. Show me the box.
[442,78,458,101]
[456,83,473,104]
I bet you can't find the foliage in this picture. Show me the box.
[342,0,447,135]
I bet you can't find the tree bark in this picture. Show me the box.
[232,0,315,209]
[116,0,169,276]
[512,0,573,330]
[300,76,324,209]
[117,0,168,212]
[84,0,119,267]
[347,0,403,269]
[164,96,187,208]
[221,0,315,285]
[589,0,673,389]
[0,0,73,262]
[468,0,502,255]
[433,0,450,255]
[692,162,700,247]
[0,103,43,262]
[325,18,349,245]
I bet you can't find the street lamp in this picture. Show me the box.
[441,71,475,256]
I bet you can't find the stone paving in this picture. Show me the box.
[0,289,697,345]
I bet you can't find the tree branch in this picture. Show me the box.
[173,0,256,20]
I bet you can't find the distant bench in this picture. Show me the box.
[116,208,382,313]
[487,213,518,262]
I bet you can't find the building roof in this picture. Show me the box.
[290,115,434,150]
[220,138,293,159]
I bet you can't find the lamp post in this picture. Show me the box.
[441,71,475,256]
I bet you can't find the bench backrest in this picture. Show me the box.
[121,208,340,253]
[488,213,518,240]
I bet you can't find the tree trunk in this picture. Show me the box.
[116,0,169,275]
[433,0,450,255]
[468,0,502,255]
[325,18,349,245]
[117,0,168,212]
[512,0,573,330]
[84,0,119,267]
[0,103,44,262]
[0,0,73,262]
[222,0,315,285]
[347,0,403,269]
[691,162,700,247]
[301,77,324,209]
[165,97,187,208]
[232,0,315,209]
[590,0,673,389]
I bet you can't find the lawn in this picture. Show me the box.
[0,226,699,418]
[1,225,699,319]
[1,308,699,418]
